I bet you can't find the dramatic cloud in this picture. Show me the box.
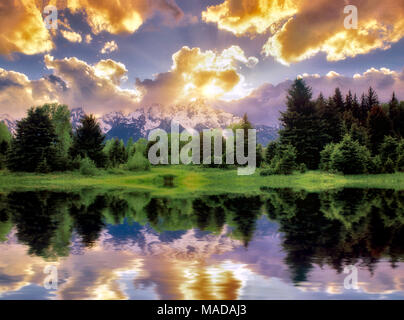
[60,30,82,43]
[100,41,118,54]
[43,55,140,114]
[0,0,53,55]
[203,0,404,64]
[216,67,404,126]
[94,59,128,85]
[64,0,184,34]
[0,0,185,56]
[202,0,297,36]
[0,55,139,117]
[135,45,259,105]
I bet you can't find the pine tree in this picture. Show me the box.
[317,94,342,144]
[320,143,335,171]
[379,136,399,165]
[256,144,264,168]
[367,106,393,154]
[345,90,354,112]
[359,93,368,124]
[279,79,323,169]
[333,88,345,113]
[0,122,12,169]
[331,134,371,174]
[265,141,279,164]
[241,113,253,158]
[388,92,401,137]
[70,114,107,168]
[7,107,58,172]
[351,94,362,121]
[366,87,379,111]
[108,138,127,167]
[126,137,135,157]
[40,104,73,170]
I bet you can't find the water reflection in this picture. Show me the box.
[0,188,403,299]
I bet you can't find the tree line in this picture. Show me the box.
[0,103,255,174]
[261,79,404,175]
[0,104,151,174]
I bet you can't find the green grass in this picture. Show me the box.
[0,166,403,195]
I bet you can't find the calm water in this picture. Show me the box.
[0,188,403,300]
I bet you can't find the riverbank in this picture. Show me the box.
[0,166,403,195]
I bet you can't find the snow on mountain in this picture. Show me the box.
[71,100,247,143]
[0,102,278,145]
[0,114,17,134]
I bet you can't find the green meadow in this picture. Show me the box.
[0,166,403,196]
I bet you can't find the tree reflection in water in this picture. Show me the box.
[0,188,403,284]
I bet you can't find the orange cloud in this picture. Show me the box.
[0,0,53,55]
[60,30,82,43]
[0,0,184,56]
[202,0,298,36]
[100,40,118,54]
[203,0,404,64]
[65,0,183,35]
[136,45,258,105]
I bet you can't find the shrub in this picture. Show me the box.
[320,143,335,171]
[265,141,279,164]
[262,144,297,175]
[127,152,150,171]
[379,136,399,164]
[298,163,307,173]
[277,145,297,175]
[79,157,98,176]
[36,157,51,173]
[397,154,404,172]
[383,158,396,174]
[330,135,371,174]
[368,155,383,174]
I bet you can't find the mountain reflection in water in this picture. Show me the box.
[0,188,403,300]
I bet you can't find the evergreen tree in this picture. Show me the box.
[317,94,342,144]
[240,113,253,158]
[279,79,323,169]
[351,94,362,121]
[330,135,371,174]
[276,144,297,175]
[347,122,369,147]
[388,93,401,137]
[40,104,73,170]
[319,143,335,172]
[70,115,107,168]
[379,136,399,165]
[333,88,345,113]
[345,90,354,112]
[265,141,279,164]
[256,144,264,168]
[0,122,12,169]
[359,93,368,124]
[126,137,135,157]
[7,107,58,172]
[367,106,393,154]
[108,138,127,167]
[366,87,379,111]
[262,144,297,175]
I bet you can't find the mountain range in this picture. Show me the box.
[2,102,279,146]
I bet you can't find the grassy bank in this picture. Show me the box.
[0,166,403,195]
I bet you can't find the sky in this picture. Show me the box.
[0,0,404,125]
